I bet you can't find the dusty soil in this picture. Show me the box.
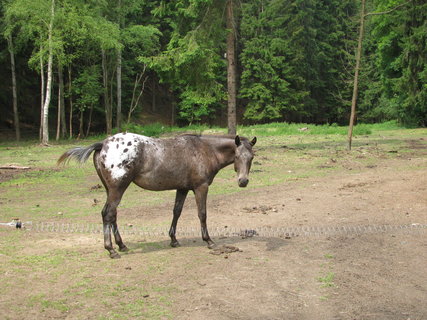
[1,144,426,319]
[121,157,427,320]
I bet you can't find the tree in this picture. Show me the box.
[5,0,57,144]
[348,0,366,150]
[6,34,20,141]
[348,0,418,149]
[72,65,102,137]
[240,0,357,124]
[40,0,55,145]
[150,0,238,126]
[226,0,236,135]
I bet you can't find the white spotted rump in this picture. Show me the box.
[101,133,149,180]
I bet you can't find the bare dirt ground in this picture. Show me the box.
[1,138,426,320]
[120,157,426,320]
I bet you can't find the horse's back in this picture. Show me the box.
[94,133,217,191]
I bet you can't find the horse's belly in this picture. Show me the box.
[132,172,190,191]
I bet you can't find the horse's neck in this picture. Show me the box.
[202,137,236,169]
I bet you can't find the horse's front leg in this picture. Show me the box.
[169,189,189,247]
[194,184,215,249]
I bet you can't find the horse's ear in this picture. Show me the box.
[250,137,257,146]
[235,135,241,146]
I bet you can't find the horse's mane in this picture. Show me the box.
[179,133,249,142]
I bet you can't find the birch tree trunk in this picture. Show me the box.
[40,47,45,141]
[226,0,237,136]
[41,0,55,145]
[7,35,20,141]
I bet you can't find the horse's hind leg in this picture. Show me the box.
[94,154,129,258]
[194,184,215,249]
[169,189,189,247]
[102,188,128,259]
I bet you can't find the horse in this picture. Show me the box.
[58,133,257,258]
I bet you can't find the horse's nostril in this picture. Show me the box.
[238,178,249,187]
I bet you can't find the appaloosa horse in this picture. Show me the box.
[58,133,256,258]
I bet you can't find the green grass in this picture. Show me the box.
[238,120,404,137]
[0,232,176,319]
[95,120,405,139]
[318,272,335,288]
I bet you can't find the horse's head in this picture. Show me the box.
[234,135,257,188]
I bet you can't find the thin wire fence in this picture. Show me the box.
[6,221,426,238]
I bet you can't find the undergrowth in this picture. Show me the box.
[112,120,403,138]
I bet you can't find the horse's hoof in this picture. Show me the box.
[170,241,181,248]
[207,242,216,249]
[119,246,129,252]
[110,252,121,259]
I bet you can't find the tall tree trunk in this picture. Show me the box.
[7,35,20,141]
[348,0,366,151]
[68,67,73,138]
[116,0,122,132]
[56,64,62,141]
[171,96,176,126]
[86,105,94,137]
[40,47,45,141]
[226,0,237,136]
[56,81,61,141]
[41,0,55,145]
[58,63,66,137]
[116,49,122,131]
[127,69,148,123]
[78,109,84,139]
[152,77,156,113]
[102,49,112,135]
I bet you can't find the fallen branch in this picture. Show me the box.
[0,165,30,170]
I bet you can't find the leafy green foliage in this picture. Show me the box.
[240,0,357,124]
[147,0,226,124]
[72,65,102,112]
[359,0,427,126]
[0,0,426,137]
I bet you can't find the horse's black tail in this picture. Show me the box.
[57,142,103,165]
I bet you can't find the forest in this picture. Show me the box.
[0,0,426,143]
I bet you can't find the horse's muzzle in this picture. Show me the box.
[238,177,249,188]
